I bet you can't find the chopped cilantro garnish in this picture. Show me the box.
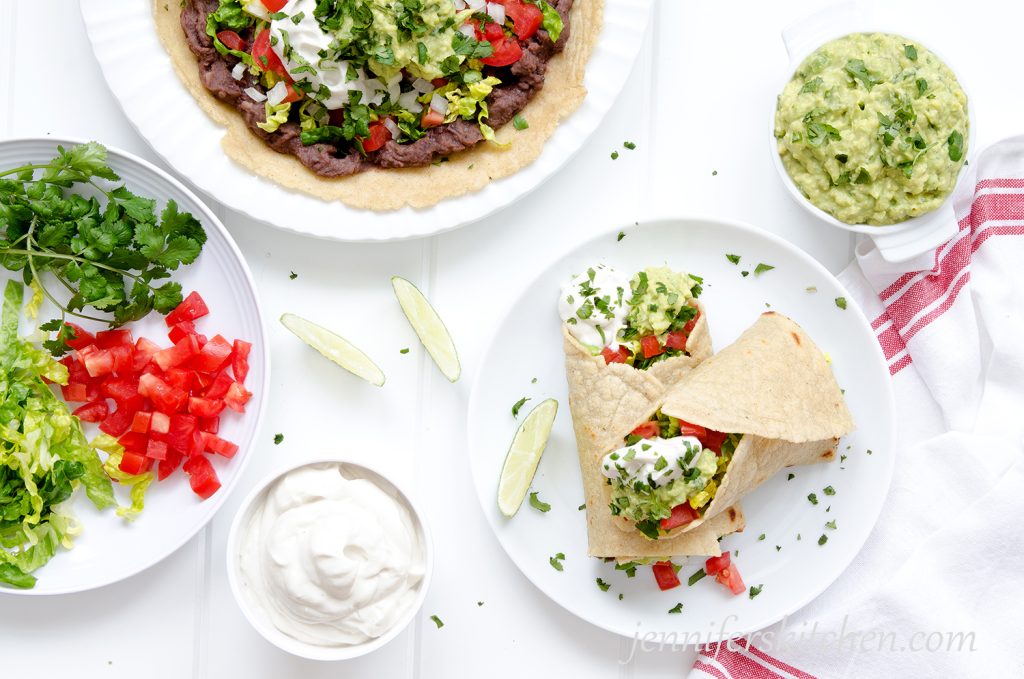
[528,491,550,513]
[400,347,410,354]
[615,562,637,577]
[904,44,918,60]
[513,114,529,131]
[754,263,775,276]
[273,433,284,445]
[741,271,749,277]
[596,578,611,592]
[758,533,766,541]
[688,569,706,586]
[726,254,741,265]
[825,520,837,530]
[787,473,795,481]
[430,615,444,628]
[818,534,828,546]
[617,231,625,242]
[808,493,818,505]
[512,397,530,418]
[549,553,565,571]
[578,503,586,511]
[749,584,763,599]
[823,485,836,496]
[668,603,683,614]
[610,151,619,160]
[623,141,636,150]
[835,297,848,310]
[289,271,298,280]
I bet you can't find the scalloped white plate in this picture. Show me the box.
[0,138,269,595]
[467,217,895,639]
[80,0,653,242]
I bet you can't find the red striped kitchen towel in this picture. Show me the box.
[688,137,1024,678]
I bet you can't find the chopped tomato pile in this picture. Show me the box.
[705,551,745,596]
[60,292,252,500]
[601,313,701,365]
[652,561,681,591]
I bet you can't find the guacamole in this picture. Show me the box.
[774,33,968,225]
[626,267,699,337]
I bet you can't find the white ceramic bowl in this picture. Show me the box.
[226,457,433,661]
[769,8,976,263]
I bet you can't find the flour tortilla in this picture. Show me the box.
[562,302,731,557]
[659,312,854,535]
[153,0,603,210]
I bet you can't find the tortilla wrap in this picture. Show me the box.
[562,303,737,557]
[153,0,603,211]
[658,311,854,535]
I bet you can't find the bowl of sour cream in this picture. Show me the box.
[226,458,432,661]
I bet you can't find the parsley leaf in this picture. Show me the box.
[273,433,284,445]
[835,297,847,310]
[512,396,530,417]
[808,493,818,505]
[430,614,444,628]
[818,534,828,546]
[596,577,611,592]
[528,491,550,513]
[754,263,774,276]
[549,552,565,571]
[749,584,763,599]
[668,603,683,614]
[726,254,741,265]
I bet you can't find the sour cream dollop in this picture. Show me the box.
[237,463,425,647]
[558,263,631,349]
[601,436,704,486]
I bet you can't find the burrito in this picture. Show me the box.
[597,312,855,542]
[560,262,745,561]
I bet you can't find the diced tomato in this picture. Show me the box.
[216,29,247,52]
[99,397,143,437]
[130,411,152,434]
[702,429,728,455]
[157,450,183,481]
[83,348,115,378]
[188,430,206,458]
[133,337,160,371]
[600,344,630,365]
[150,411,171,434]
[168,321,196,345]
[205,371,234,399]
[100,378,138,403]
[119,451,152,475]
[705,552,745,596]
[481,36,523,67]
[660,502,700,531]
[109,344,134,374]
[63,323,95,350]
[502,0,543,39]
[164,368,194,393]
[198,417,220,434]
[430,77,448,88]
[421,108,444,129]
[260,0,287,11]
[154,335,200,371]
[61,383,89,403]
[202,432,239,459]
[639,335,663,359]
[704,551,730,576]
[250,30,288,79]
[146,439,169,461]
[677,420,708,440]
[72,400,109,423]
[61,354,92,383]
[682,311,700,336]
[652,561,681,591]
[183,455,221,500]
[193,335,232,373]
[165,292,210,327]
[165,414,198,454]
[231,340,251,384]
[281,82,303,103]
[188,397,225,418]
[223,382,252,413]
[96,328,133,348]
[118,432,148,454]
[360,121,392,153]
[664,330,688,351]
[138,373,188,414]
[481,20,505,41]
[630,421,661,439]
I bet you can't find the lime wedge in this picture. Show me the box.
[391,276,460,382]
[280,313,385,387]
[497,398,559,517]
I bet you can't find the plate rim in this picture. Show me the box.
[0,136,271,596]
[465,215,897,638]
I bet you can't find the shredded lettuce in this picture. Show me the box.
[0,281,115,589]
[257,101,292,133]
[95,435,154,522]
[205,0,258,68]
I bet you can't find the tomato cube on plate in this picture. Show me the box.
[146,439,169,461]
[129,411,152,434]
[119,451,152,476]
[139,373,189,414]
[168,321,196,345]
[165,291,209,327]
[72,400,109,423]
[652,561,681,591]
[223,382,252,413]
[158,450,183,481]
[153,335,200,372]
[201,432,238,459]
[132,337,161,371]
[183,455,221,500]
[231,339,252,384]
[188,396,225,418]
[99,397,144,437]
[193,334,232,373]
[61,382,89,403]
[95,328,133,348]
[205,371,234,399]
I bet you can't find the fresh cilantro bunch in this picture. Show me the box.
[0,142,207,355]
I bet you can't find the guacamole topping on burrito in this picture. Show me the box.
[774,32,968,225]
[602,411,739,540]
[558,264,703,369]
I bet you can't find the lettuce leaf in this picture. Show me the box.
[257,101,292,133]
[96,435,153,522]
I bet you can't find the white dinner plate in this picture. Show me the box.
[0,138,269,595]
[80,0,653,242]
[467,217,895,639]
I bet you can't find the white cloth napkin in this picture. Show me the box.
[689,136,1024,678]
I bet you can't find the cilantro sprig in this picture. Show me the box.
[0,143,206,355]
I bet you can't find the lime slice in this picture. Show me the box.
[391,276,460,382]
[497,398,559,517]
[280,313,385,387]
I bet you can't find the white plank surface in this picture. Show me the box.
[0,0,1020,676]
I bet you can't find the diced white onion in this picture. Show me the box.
[430,93,447,115]
[231,62,246,81]
[486,2,505,24]
[458,23,477,39]
[399,91,423,113]
[383,118,400,140]
[244,87,267,102]
[412,77,434,93]
[451,0,467,8]
[266,80,288,106]
[466,0,486,10]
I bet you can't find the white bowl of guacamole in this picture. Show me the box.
[771,32,973,243]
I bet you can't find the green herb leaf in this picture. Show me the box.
[596,577,611,592]
[947,130,965,162]
[844,59,882,90]
[430,614,444,628]
[835,297,847,310]
[726,254,741,265]
[823,485,835,496]
[754,263,774,276]
[273,433,284,445]
[749,584,763,599]
[688,568,706,586]
[904,44,918,60]
[668,603,683,614]
[808,493,818,505]
[528,491,550,513]
[818,534,828,546]
[513,114,529,131]
[549,553,565,571]
[512,396,530,417]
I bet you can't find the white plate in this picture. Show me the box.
[80,0,653,242]
[0,138,269,595]
[467,217,895,638]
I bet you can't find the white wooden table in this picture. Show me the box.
[1,0,1020,676]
